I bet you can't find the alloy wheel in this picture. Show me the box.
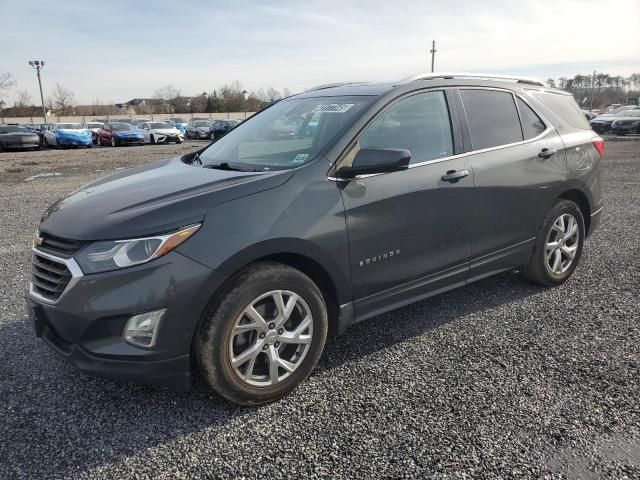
[545,213,579,275]
[228,290,313,387]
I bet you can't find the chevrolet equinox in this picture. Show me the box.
[27,73,605,405]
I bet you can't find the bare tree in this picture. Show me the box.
[265,87,282,102]
[15,89,32,107]
[154,84,181,101]
[51,83,75,115]
[14,89,32,116]
[0,72,17,94]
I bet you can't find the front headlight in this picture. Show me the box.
[75,224,200,274]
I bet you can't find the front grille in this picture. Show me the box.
[38,232,86,257]
[31,252,72,302]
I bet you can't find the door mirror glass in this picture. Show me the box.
[337,148,411,178]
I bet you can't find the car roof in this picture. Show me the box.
[292,73,561,100]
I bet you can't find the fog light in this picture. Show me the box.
[123,309,166,348]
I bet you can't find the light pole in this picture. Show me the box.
[29,60,47,122]
[0,99,5,123]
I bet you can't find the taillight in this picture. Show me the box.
[592,137,605,157]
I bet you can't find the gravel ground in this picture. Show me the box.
[0,140,639,479]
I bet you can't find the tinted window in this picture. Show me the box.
[530,91,591,130]
[359,91,453,165]
[460,90,523,150]
[516,98,546,139]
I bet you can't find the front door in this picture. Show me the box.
[338,90,474,319]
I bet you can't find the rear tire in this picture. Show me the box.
[522,200,584,286]
[195,262,328,406]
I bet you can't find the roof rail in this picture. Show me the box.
[305,82,368,92]
[399,72,545,87]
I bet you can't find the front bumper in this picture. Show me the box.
[2,140,39,149]
[26,249,227,389]
[154,134,184,143]
[116,136,145,145]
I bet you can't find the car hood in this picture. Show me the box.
[114,130,143,135]
[0,132,38,138]
[611,116,640,122]
[39,157,294,241]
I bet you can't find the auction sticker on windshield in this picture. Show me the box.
[311,103,354,113]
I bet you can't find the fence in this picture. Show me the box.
[1,112,256,125]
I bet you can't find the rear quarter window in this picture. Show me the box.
[530,90,591,130]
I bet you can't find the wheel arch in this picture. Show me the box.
[189,238,351,343]
[558,188,592,235]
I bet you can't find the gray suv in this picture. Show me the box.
[26,73,604,405]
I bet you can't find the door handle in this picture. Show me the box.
[538,147,558,159]
[441,170,469,183]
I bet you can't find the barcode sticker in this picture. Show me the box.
[311,103,354,113]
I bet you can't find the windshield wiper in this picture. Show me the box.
[202,162,255,172]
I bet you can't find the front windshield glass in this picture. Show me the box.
[150,122,170,128]
[623,110,640,117]
[111,123,133,131]
[199,96,372,170]
[58,123,83,129]
[194,121,211,127]
[86,123,102,128]
[171,118,186,123]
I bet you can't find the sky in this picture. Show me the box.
[1,0,639,105]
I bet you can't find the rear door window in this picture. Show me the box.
[516,97,546,139]
[460,89,523,150]
[359,90,454,165]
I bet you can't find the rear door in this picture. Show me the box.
[456,88,568,280]
[339,90,474,319]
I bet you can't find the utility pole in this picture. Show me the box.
[590,69,596,111]
[430,40,437,73]
[29,60,47,122]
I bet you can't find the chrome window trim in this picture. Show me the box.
[29,247,84,305]
[327,86,555,182]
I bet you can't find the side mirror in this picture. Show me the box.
[336,148,411,179]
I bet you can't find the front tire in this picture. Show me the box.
[150,134,155,144]
[195,262,328,405]
[522,200,584,286]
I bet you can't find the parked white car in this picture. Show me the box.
[43,123,93,148]
[137,122,184,144]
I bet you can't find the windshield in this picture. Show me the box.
[149,122,170,128]
[86,123,102,128]
[171,118,186,123]
[0,126,30,133]
[193,121,211,127]
[622,110,640,117]
[58,123,83,130]
[199,96,371,170]
[111,123,133,131]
